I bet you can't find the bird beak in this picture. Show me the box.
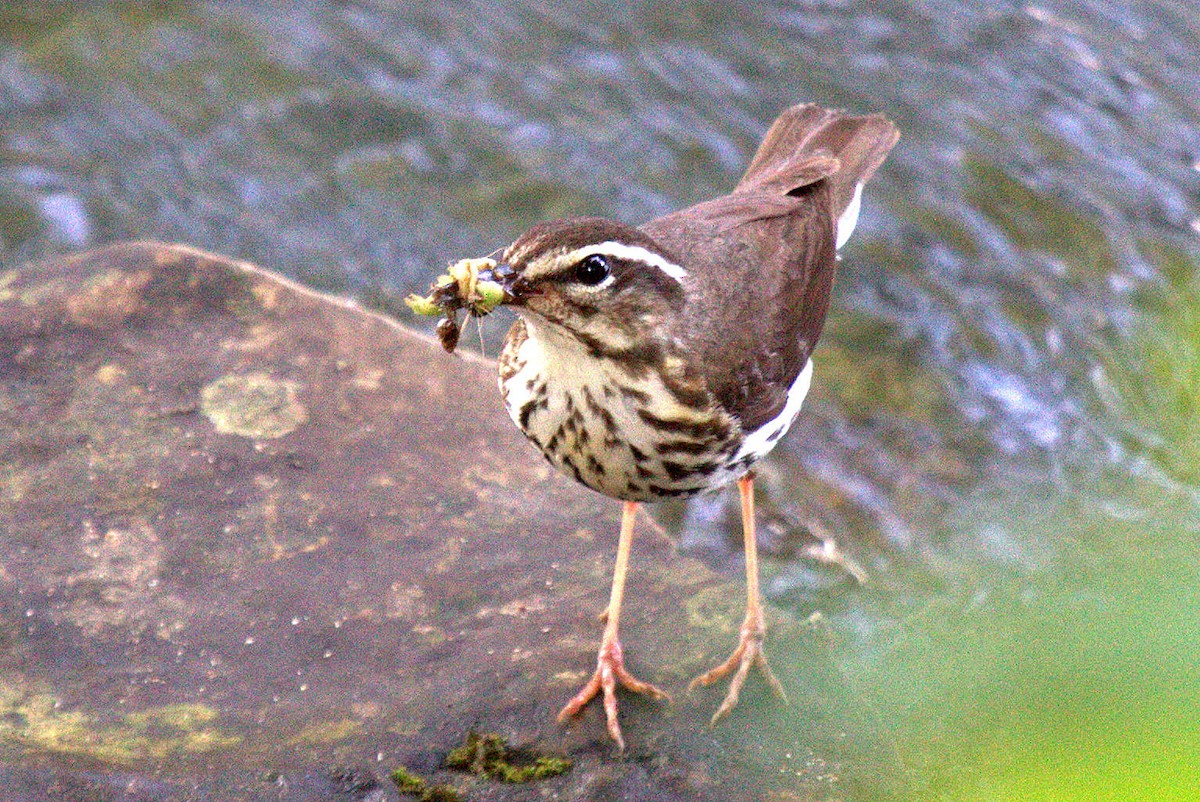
[476,262,526,305]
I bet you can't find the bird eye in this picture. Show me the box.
[574,254,611,286]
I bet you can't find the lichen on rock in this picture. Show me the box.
[199,372,307,438]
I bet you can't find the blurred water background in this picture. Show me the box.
[2,2,1199,799]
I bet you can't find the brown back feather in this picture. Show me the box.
[643,104,898,432]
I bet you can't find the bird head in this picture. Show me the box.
[482,217,687,352]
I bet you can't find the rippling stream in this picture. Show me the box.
[3,2,1199,798]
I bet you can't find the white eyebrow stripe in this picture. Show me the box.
[574,241,689,282]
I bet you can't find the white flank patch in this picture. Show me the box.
[836,183,864,250]
[735,358,814,464]
[574,241,688,282]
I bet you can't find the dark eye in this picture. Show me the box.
[574,254,611,286]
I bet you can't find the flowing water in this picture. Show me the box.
[2,1,1200,799]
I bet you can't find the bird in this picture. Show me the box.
[475,104,898,750]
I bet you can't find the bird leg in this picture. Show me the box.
[689,472,787,723]
[557,500,670,751]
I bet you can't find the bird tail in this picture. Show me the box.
[737,104,900,225]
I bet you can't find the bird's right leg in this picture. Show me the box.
[557,500,670,751]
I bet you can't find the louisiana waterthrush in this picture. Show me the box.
[425,104,898,750]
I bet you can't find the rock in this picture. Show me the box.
[0,242,903,800]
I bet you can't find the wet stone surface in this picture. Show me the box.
[0,242,904,801]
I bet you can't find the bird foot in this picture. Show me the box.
[557,637,670,751]
[688,614,787,724]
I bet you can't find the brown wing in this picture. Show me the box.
[642,105,898,432]
[643,183,836,432]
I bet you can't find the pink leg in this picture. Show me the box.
[557,500,669,751]
[689,473,787,723]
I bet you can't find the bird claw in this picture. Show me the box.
[689,615,787,725]
[557,637,670,751]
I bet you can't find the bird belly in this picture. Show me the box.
[499,319,745,502]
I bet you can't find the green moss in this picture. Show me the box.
[389,766,462,801]
[390,766,428,794]
[444,730,571,783]
[422,786,464,802]
[517,754,573,781]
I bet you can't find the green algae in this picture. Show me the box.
[0,678,240,764]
